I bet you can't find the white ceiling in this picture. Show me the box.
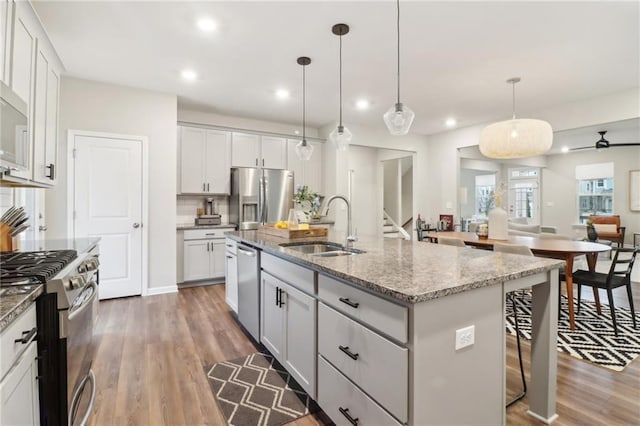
[33,1,639,136]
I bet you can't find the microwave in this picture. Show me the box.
[0,81,29,171]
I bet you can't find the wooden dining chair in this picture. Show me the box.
[572,247,638,336]
[437,237,466,247]
[493,243,531,407]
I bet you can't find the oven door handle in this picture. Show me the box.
[68,369,96,426]
[68,281,98,322]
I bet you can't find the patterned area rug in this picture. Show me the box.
[205,352,318,426]
[506,290,640,371]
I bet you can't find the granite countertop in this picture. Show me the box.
[16,237,100,254]
[0,285,43,332]
[177,223,237,230]
[227,230,563,304]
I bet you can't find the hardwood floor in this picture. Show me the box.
[89,284,639,426]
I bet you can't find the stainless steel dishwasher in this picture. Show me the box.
[236,243,260,341]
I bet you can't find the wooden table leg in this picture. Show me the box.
[565,255,576,330]
[586,252,602,314]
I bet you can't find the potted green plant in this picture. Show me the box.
[586,219,598,242]
[293,185,320,221]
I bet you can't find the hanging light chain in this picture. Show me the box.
[302,61,306,143]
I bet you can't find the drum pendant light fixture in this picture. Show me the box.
[295,56,314,161]
[329,23,352,151]
[479,78,553,159]
[383,0,415,135]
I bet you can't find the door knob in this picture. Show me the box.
[133,223,140,228]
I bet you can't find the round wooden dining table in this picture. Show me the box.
[424,231,612,330]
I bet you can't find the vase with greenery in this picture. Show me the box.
[293,185,320,220]
[586,219,598,242]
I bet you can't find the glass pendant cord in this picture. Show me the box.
[395,0,400,105]
[511,78,517,119]
[303,61,307,141]
[338,32,343,128]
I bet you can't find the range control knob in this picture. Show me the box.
[77,264,87,273]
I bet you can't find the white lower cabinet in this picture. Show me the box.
[224,238,238,313]
[0,305,40,426]
[260,271,316,398]
[318,356,401,426]
[183,238,225,282]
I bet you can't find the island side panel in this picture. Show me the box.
[410,283,505,425]
[527,269,559,424]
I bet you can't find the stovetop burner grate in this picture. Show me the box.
[1,250,78,285]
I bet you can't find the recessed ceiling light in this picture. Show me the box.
[197,18,217,33]
[181,69,197,81]
[561,146,570,153]
[445,118,457,127]
[294,130,300,135]
[275,89,290,100]
[356,99,370,110]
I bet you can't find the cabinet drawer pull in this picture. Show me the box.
[207,183,210,192]
[205,233,218,236]
[338,345,359,360]
[203,183,206,192]
[339,297,359,309]
[15,327,37,344]
[46,163,55,180]
[226,255,233,259]
[338,407,359,425]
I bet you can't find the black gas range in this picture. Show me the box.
[1,249,99,426]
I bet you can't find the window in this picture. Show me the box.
[575,162,614,223]
[577,178,614,223]
[475,174,495,217]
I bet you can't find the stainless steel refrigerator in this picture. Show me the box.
[229,168,294,230]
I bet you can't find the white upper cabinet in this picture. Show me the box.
[0,0,12,84]
[231,132,288,170]
[32,42,60,185]
[261,136,287,170]
[231,132,260,168]
[2,1,62,186]
[287,139,324,194]
[179,126,231,194]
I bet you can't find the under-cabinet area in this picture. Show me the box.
[178,227,235,284]
[225,231,563,425]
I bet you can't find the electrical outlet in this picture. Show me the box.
[455,325,475,351]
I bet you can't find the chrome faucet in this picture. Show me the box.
[320,195,357,248]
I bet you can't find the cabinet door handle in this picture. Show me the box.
[278,288,285,307]
[338,345,359,360]
[339,297,359,309]
[15,327,37,344]
[275,286,280,306]
[203,183,206,192]
[226,255,233,259]
[338,407,359,425]
[46,163,55,180]
[207,183,210,192]
[262,158,265,167]
[255,158,258,166]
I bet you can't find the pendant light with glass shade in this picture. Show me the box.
[294,56,314,161]
[479,78,553,159]
[383,0,415,135]
[329,23,352,151]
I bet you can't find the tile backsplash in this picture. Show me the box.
[176,195,230,225]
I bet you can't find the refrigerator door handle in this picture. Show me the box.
[258,176,264,224]
[262,175,268,224]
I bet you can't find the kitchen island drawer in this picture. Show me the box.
[0,304,37,380]
[184,227,234,240]
[318,274,407,343]
[318,303,408,423]
[318,355,402,426]
[225,237,237,255]
[261,253,314,295]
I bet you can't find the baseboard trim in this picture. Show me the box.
[527,410,558,425]
[145,285,178,296]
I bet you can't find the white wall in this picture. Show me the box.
[401,161,413,225]
[48,77,177,289]
[383,159,400,223]
[348,145,380,237]
[541,147,640,243]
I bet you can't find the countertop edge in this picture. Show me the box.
[0,285,44,333]
[226,233,563,304]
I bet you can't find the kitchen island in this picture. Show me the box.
[227,230,563,425]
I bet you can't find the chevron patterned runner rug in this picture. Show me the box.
[205,352,319,426]
[506,290,640,371]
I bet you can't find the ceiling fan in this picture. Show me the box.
[569,131,640,151]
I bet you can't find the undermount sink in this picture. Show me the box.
[280,242,364,256]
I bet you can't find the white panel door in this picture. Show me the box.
[0,0,12,84]
[261,273,284,362]
[210,240,226,278]
[74,134,143,299]
[183,240,211,282]
[261,136,287,169]
[231,132,259,168]
[0,342,40,426]
[44,66,59,183]
[32,49,49,184]
[225,253,238,312]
